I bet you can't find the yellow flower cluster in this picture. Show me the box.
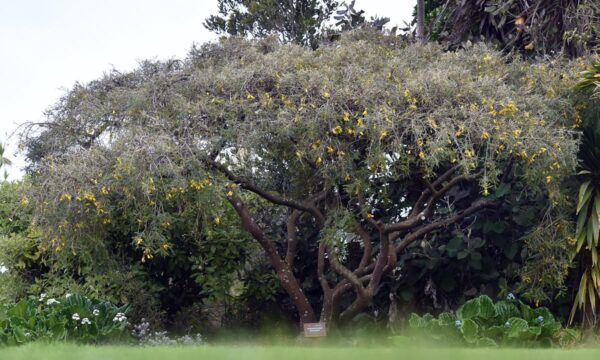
[190,178,211,190]
[498,101,518,116]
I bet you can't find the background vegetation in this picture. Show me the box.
[0,0,599,348]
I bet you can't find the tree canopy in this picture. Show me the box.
[424,0,599,57]
[205,0,338,49]
[23,33,582,327]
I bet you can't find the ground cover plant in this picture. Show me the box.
[0,294,129,346]
[408,295,579,347]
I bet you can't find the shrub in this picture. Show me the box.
[408,295,579,347]
[0,293,129,346]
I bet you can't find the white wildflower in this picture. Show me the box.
[81,318,91,325]
[113,312,127,322]
[93,309,100,316]
[72,313,81,321]
[46,298,60,306]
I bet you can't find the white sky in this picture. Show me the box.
[0,0,416,180]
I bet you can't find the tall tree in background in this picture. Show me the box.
[416,0,426,44]
[205,0,338,49]
[422,0,599,56]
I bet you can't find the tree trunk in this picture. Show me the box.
[228,196,318,326]
[416,0,427,45]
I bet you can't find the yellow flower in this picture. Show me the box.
[316,156,323,165]
[20,196,29,206]
[512,129,522,138]
[404,89,411,98]
[102,218,112,225]
[546,176,553,184]
[134,237,143,246]
[346,128,355,136]
[101,186,110,195]
[214,217,221,225]
[326,146,334,154]
[428,117,438,129]
[418,151,426,160]
[379,131,388,140]
[519,150,528,159]
[331,125,343,135]
[499,101,518,116]
[356,118,365,128]
[455,126,465,137]
[227,191,234,197]
[162,243,171,251]
[465,149,475,158]
[322,91,330,98]
[59,193,72,202]
[342,112,351,122]
[481,131,490,140]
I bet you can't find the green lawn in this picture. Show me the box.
[2,345,600,360]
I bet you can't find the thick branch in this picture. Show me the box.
[285,210,302,266]
[410,165,461,218]
[227,195,317,324]
[386,170,480,234]
[367,229,389,295]
[318,243,332,293]
[207,158,325,223]
[356,222,372,271]
[328,249,369,299]
[394,198,496,255]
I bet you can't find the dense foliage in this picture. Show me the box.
[567,65,600,326]
[424,0,599,57]
[205,0,338,49]
[408,295,579,347]
[0,293,129,346]
[18,32,584,330]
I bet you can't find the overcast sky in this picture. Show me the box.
[0,0,416,180]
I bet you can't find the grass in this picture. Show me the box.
[2,344,600,360]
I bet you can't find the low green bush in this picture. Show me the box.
[407,295,579,347]
[0,294,129,346]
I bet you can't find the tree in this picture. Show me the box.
[416,0,426,44]
[204,0,339,49]
[423,0,599,57]
[24,34,580,328]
